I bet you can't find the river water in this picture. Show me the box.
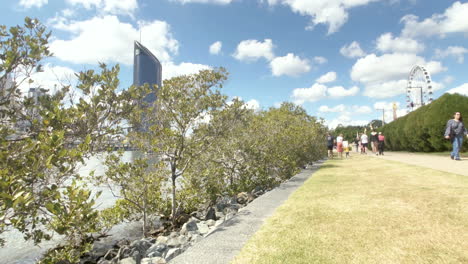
[0,152,141,264]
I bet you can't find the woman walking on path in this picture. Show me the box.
[336,133,344,159]
[378,132,385,155]
[370,130,378,155]
[444,112,468,160]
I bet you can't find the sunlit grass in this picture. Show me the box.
[232,156,468,264]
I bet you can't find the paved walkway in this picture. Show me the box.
[374,151,468,176]
[170,161,324,264]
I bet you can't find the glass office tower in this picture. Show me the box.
[133,41,162,103]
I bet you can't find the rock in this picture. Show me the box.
[180,220,198,235]
[215,219,224,227]
[175,213,190,226]
[156,236,168,245]
[236,192,249,204]
[205,207,216,221]
[205,219,215,227]
[146,244,167,258]
[190,234,202,243]
[130,239,152,257]
[141,257,166,264]
[164,248,182,261]
[196,222,210,235]
[103,249,118,260]
[215,211,225,219]
[166,237,181,248]
[223,206,238,215]
[169,232,178,238]
[132,250,141,264]
[97,260,112,264]
[225,212,235,221]
[119,258,136,264]
[117,246,131,260]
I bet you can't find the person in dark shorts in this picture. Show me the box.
[370,130,378,155]
[360,132,368,154]
[326,132,335,159]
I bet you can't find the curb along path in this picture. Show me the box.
[169,161,325,264]
[375,152,468,176]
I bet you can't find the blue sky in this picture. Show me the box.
[2,0,468,127]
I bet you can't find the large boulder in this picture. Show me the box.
[156,236,169,245]
[205,207,216,221]
[146,244,167,258]
[196,222,210,235]
[180,220,198,235]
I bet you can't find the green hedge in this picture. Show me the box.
[381,93,468,152]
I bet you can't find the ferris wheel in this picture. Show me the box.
[406,65,433,113]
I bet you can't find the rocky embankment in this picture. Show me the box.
[84,188,267,264]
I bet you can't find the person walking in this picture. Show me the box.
[326,132,335,159]
[360,132,368,154]
[354,136,359,153]
[370,130,378,155]
[444,112,468,160]
[336,133,344,159]
[377,132,385,155]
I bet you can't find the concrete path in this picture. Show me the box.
[374,151,468,176]
[169,161,324,264]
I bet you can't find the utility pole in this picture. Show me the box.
[376,108,385,126]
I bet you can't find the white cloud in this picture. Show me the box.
[209,41,222,55]
[265,0,380,34]
[19,0,47,8]
[316,71,337,83]
[66,0,138,16]
[352,105,372,114]
[245,99,260,110]
[446,83,468,96]
[351,53,446,98]
[313,56,327,64]
[318,104,345,113]
[435,46,468,64]
[327,86,359,97]
[340,41,366,58]
[401,1,468,38]
[376,33,424,54]
[162,62,211,80]
[292,83,359,104]
[292,83,328,104]
[233,39,275,62]
[270,53,311,77]
[50,16,179,65]
[17,64,77,94]
[171,0,233,4]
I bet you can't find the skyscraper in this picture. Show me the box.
[133,41,162,103]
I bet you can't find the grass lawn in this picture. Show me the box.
[232,156,468,264]
[390,151,468,157]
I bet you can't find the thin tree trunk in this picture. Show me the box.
[171,163,177,226]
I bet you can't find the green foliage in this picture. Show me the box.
[98,152,165,235]
[381,93,468,152]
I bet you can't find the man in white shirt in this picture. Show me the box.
[360,133,368,154]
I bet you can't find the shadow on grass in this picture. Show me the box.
[317,164,339,169]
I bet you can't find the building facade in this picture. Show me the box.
[133,41,162,103]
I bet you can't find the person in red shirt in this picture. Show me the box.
[378,132,385,155]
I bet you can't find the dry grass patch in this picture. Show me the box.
[232,156,468,264]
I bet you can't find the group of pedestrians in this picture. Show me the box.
[327,130,385,159]
[326,111,466,161]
